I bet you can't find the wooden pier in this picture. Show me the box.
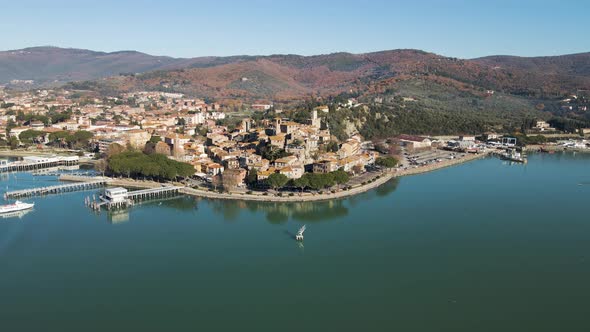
[127,186,183,201]
[4,180,108,199]
[87,186,183,211]
[0,156,79,173]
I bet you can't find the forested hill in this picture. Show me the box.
[0,47,189,85]
[2,47,590,102]
[471,52,590,97]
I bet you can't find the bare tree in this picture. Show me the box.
[95,159,107,176]
[107,143,125,158]
[221,171,242,192]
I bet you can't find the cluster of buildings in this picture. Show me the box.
[0,90,226,145]
[0,89,378,186]
[188,109,377,185]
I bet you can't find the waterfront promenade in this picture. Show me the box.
[58,150,491,203]
[524,144,590,153]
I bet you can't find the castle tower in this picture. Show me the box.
[275,117,282,134]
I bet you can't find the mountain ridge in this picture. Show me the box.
[1,46,589,103]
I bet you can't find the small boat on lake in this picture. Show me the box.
[296,225,306,241]
[0,200,35,214]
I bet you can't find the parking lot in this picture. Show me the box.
[401,149,466,167]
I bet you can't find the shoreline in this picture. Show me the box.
[58,150,492,203]
[524,145,590,153]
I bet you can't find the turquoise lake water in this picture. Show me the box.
[0,153,589,331]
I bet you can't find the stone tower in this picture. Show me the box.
[172,133,185,159]
[311,110,321,129]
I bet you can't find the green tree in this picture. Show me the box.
[304,173,324,191]
[292,176,309,193]
[107,151,194,181]
[259,145,291,162]
[8,136,19,150]
[331,169,350,188]
[376,156,398,169]
[68,131,94,148]
[265,173,289,190]
[18,130,43,144]
[326,141,339,152]
[246,168,258,187]
[6,119,17,134]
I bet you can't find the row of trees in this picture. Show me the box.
[107,151,195,181]
[48,130,94,149]
[10,109,73,126]
[265,169,351,191]
[548,117,590,134]
[1,129,94,149]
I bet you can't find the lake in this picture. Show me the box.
[1,153,589,331]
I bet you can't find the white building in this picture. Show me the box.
[104,187,128,203]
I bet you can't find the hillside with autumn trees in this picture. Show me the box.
[56,49,590,102]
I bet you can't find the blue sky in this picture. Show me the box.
[0,0,588,58]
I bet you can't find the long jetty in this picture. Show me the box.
[4,180,108,199]
[88,185,183,211]
[127,186,183,201]
[0,156,79,173]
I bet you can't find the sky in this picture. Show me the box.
[0,0,588,59]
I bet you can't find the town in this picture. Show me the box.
[1,87,589,200]
[0,88,389,197]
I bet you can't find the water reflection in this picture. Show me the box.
[207,178,400,223]
[107,210,129,224]
[0,208,33,220]
[105,195,199,224]
[155,196,199,211]
[346,177,400,207]
[207,199,349,224]
[97,178,401,225]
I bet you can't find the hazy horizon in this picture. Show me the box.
[1,0,589,59]
[2,45,589,60]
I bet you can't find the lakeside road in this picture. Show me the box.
[59,150,493,203]
[524,144,590,153]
